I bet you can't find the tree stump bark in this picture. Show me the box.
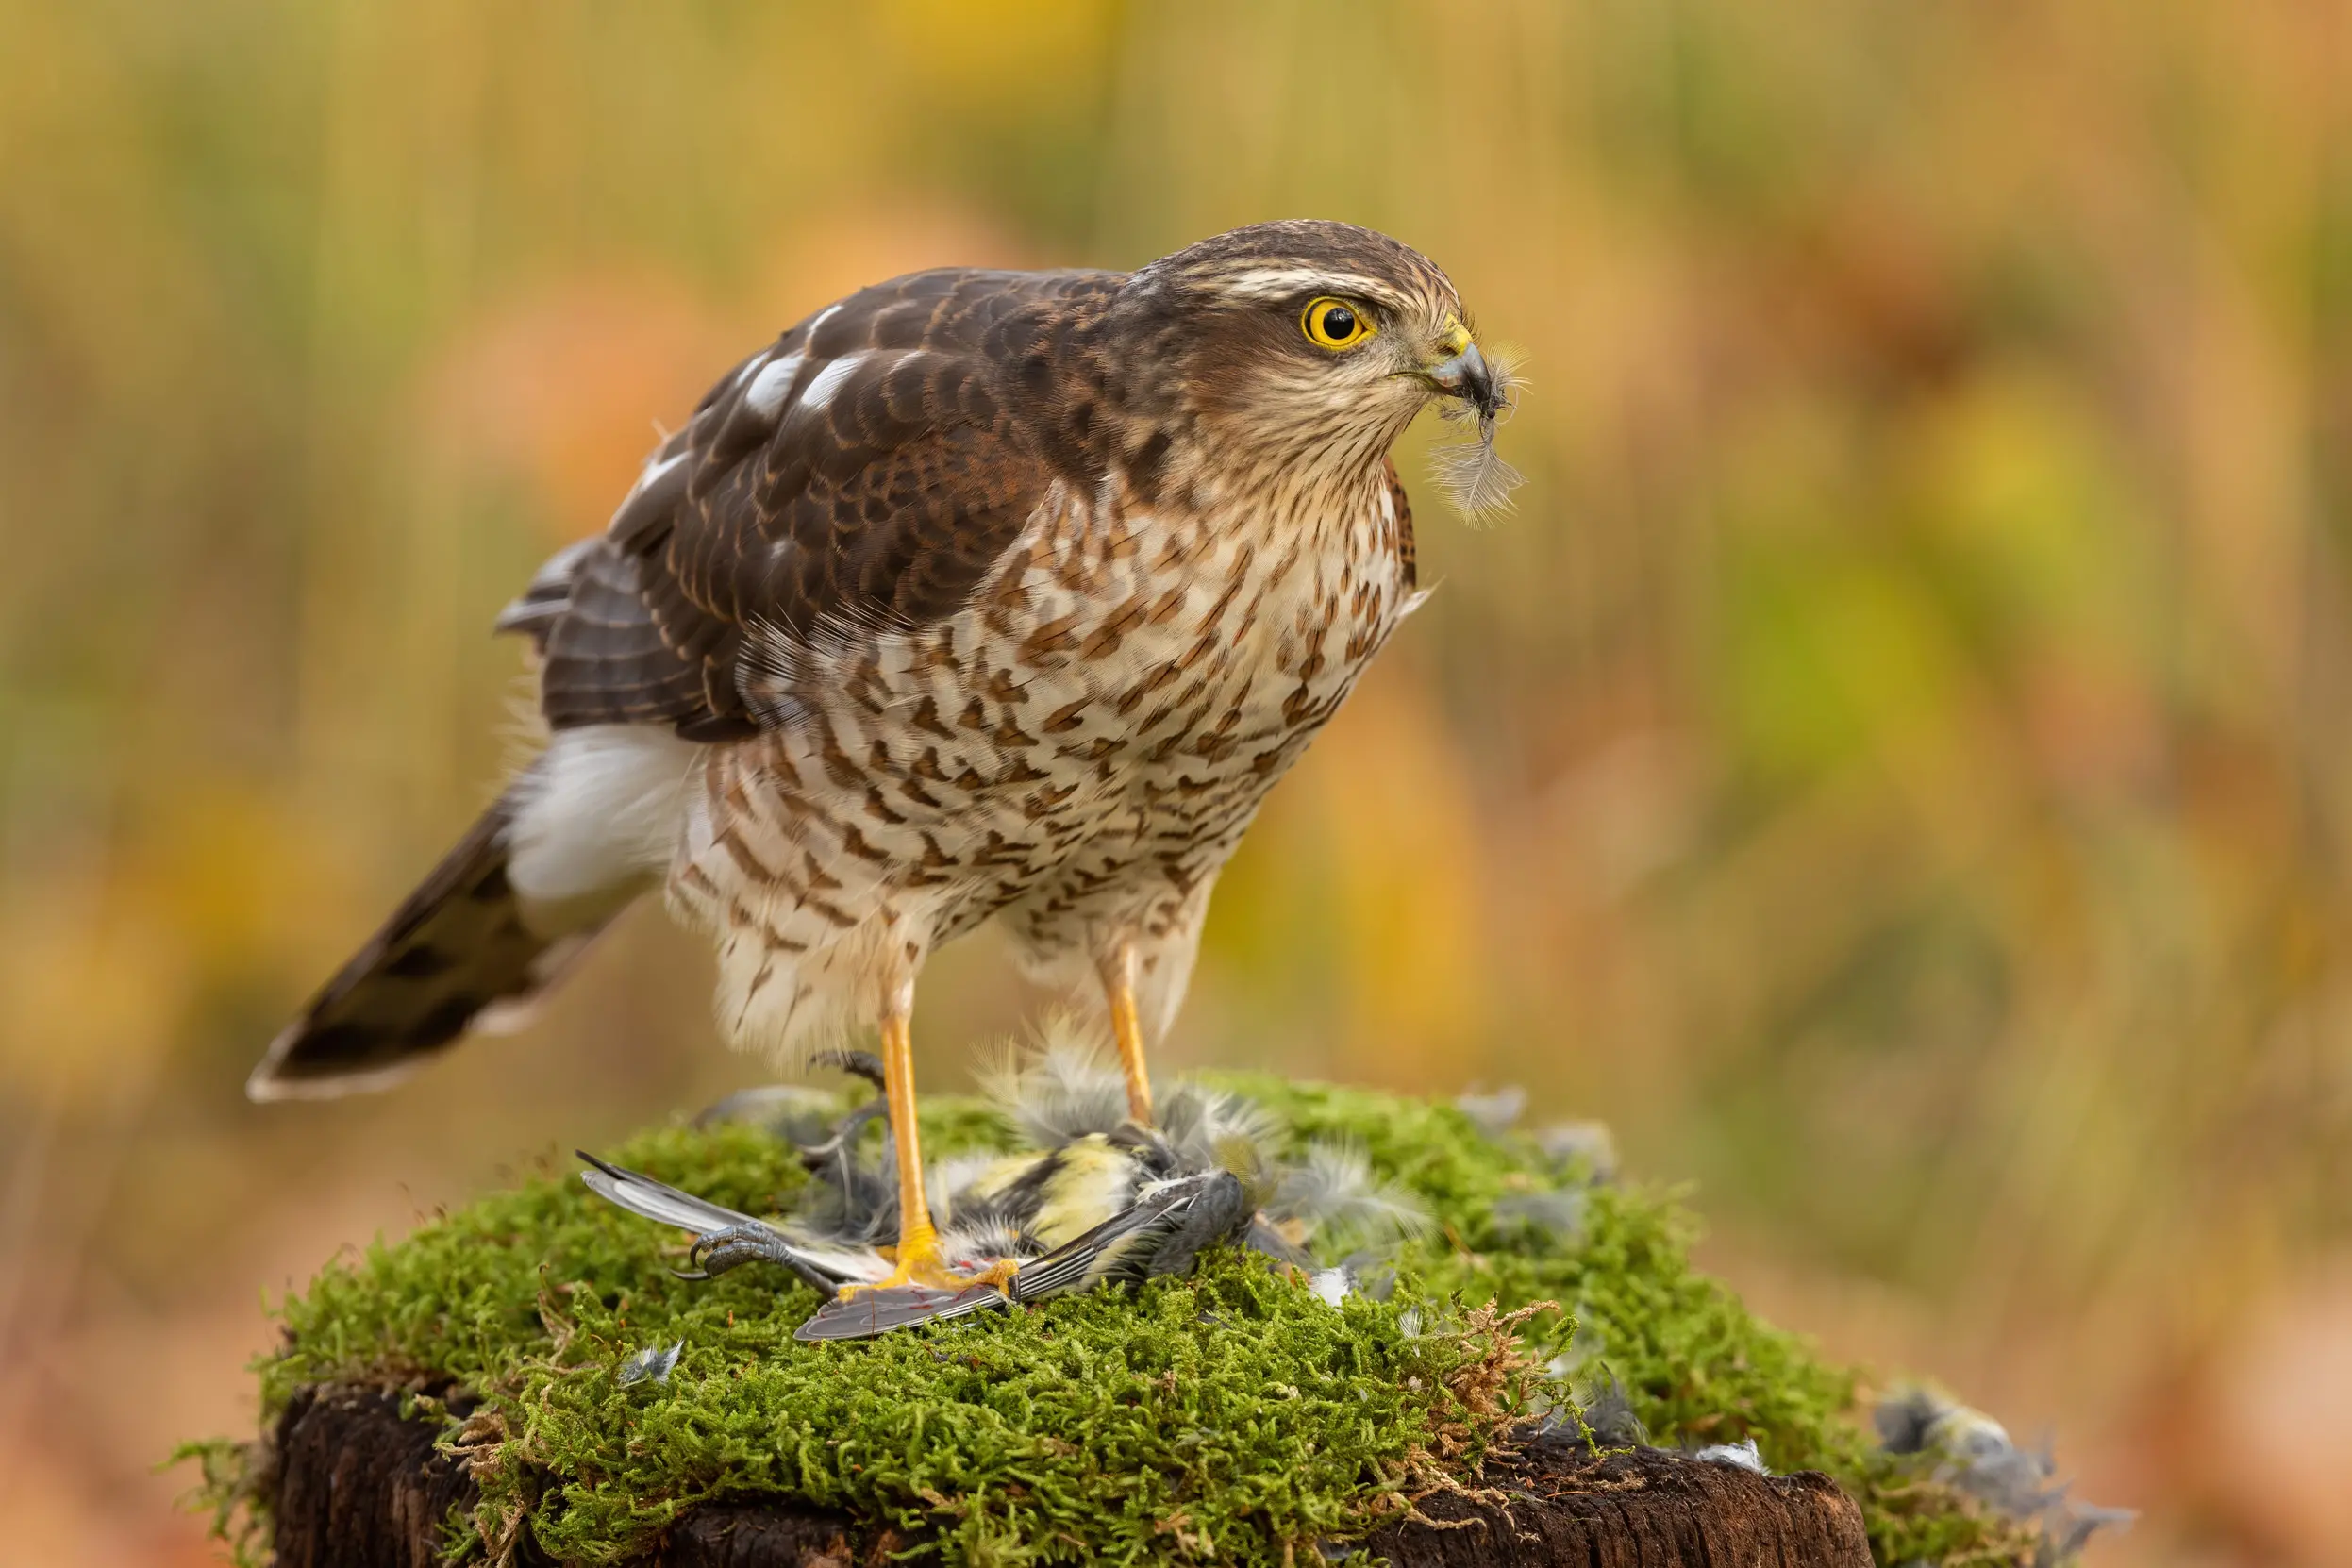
[269,1383,1873,1568]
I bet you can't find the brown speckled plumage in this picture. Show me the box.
[251,220,1502,1098]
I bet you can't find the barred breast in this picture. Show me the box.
[669,460,1420,1061]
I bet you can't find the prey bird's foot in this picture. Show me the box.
[945,1255,1021,1293]
[679,1223,800,1280]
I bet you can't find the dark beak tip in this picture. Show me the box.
[1428,343,1502,421]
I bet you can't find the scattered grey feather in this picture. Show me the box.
[692,1083,842,1145]
[1492,1187,1589,1243]
[944,1212,1028,1264]
[1524,1321,1613,1438]
[1303,1249,1400,1308]
[1534,1120,1618,1184]
[1242,1214,1312,1267]
[1335,1248,1398,1302]
[1454,1085,1526,1136]
[980,1025,1284,1179]
[1694,1438,1768,1475]
[1155,1078,1283,1174]
[2043,1505,2136,1563]
[617,1340,682,1387]
[1266,1141,1431,1253]
[979,1022,1130,1145]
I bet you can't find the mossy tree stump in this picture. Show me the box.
[271,1383,1872,1568]
[189,1081,2041,1566]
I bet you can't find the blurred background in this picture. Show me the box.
[3,2,2349,1562]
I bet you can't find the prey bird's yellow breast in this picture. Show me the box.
[1030,1136,1143,1248]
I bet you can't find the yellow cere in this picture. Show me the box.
[1301,296,1376,350]
[1439,315,1473,356]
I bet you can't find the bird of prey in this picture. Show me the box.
[247,220,1512,1303]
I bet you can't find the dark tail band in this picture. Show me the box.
[246,786,617,1101]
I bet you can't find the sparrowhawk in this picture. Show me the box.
[248,219,1512,1299]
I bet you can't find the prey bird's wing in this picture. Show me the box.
[793,1281,1009,1343]
[1011,1170,1250,1303]
[501,268,1122,741]
[577,1152,763,1235]
[770,1238,895,1287]
[576,1153,892,1294]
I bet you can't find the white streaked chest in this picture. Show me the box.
[701,472,1417,930]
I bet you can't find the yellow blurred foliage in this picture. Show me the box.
[424,275,736,542]
[0,905,188,1096]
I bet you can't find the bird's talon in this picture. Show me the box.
[685,1222,796,1280]
[836,1237,1019,1301]
[960,1257,1021,1294]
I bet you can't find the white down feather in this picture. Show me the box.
[507,726,698,927]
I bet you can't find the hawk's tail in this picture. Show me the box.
[245,785,617,1102]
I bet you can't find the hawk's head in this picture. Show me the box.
[1107,220,1515,511]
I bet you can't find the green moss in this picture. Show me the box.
[189,1081,2036,1566]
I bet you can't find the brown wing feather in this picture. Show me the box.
[509,268,1123,738]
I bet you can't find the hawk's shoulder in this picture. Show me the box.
[500,267,1125,739]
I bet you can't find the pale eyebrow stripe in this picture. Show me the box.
[1212,268,1414,309]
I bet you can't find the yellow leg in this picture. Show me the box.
[837,1009,1014,1297]
[1100,938,1155,1126]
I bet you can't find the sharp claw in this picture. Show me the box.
[806,1047,887,1093]
[687,1223,793,1278]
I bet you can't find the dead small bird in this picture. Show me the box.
[1875,1385,2132,1565]
[584,1032,1427,1339]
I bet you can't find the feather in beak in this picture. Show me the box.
[1424,326,1524,521]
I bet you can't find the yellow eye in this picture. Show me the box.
[1301,296,1375,350]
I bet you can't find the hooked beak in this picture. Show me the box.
[1420,319,1503,420]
